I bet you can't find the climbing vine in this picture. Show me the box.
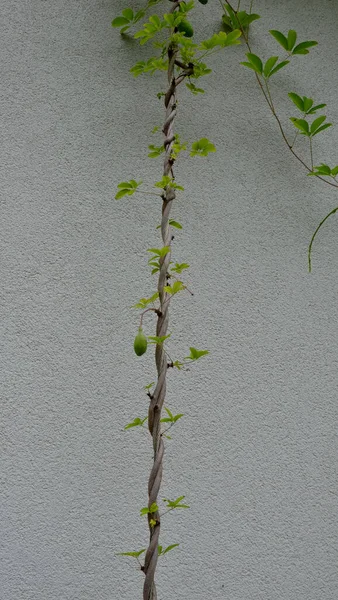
[113,1,336,598]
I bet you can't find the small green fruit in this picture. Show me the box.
[177,20,194,38]
[134,327,148,356]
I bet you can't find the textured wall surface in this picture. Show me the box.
[1,1,338,599]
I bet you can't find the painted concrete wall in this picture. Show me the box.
[1,1,338,599]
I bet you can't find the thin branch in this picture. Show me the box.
[308,207,338,272]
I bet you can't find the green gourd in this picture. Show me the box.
[134,327,148,356]
[177,20,194,38]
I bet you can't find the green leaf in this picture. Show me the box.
[269,30,289,51]
[162,544,180,555]
[174,413,184,422]
[140,502,158,516]
[292,40,318,55]
[331,166,338,177]
[115,189,131,199]
[263,56,278,78]
[154,175,184,190]
[169,220,182,229]
[311,123,332,136]
[148,334,171,345]
[287,29,297,51]
[116,549,146,558]
[112,17,130,28]
[242,13,260,27]
[245,52,263,74]
[122,8,134,21]
[144,382,155,390]
[190,138,216,157]
[164,407,174,420]
[199,30,241,50]
[184,347,210,360]
[172,360,183,370]
[124,417,147,430]
[268,60,289,77]
[164,280,186,295]
[132,291,159,309]
[288,92,304,112]
[310,115,327,135]
[115,179,142,199]
[308,163,331,176]
[307,103,326,114]
[186,82,205,95]
[290,117,310,135]
[171,262,189,273]
[303,97,314,113]
[148,144,165,158]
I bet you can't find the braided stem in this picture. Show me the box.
[143,3,185,599]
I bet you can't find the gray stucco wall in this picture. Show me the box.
[1,1,338,599]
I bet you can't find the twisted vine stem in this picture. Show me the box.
[143,2,193,598]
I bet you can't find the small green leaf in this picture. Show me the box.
[268,60,290,77]
[116,549,146,558]
[124,417,147,430]
[245,52,263,74]
[164,407,174,420]
[148,334,171,345]
[172,360,183,369]
[290,117,310,135]
[184,347,210,360]
[112,17,130,28]
[292,40,318,55]
[173,413,184,422]
[263,56,278,78]
[115,189,131,199]
[310,115,327,135]
[288,92,304,112]
[148,144,165,158]
[164,281,186,295]
[171,262,189,273]
[122,8,134,21]
[303,97,314,113]
[287,29,297,51]
[190,138,216,157]
[308,163,331,176]
[140,502,158,516]
[162,544,180,555]
[307,103,327,114]
[269,30,289,51]
[311,123,332,136]
[186,82,205,95]
[147,246,170,258]
[169,220,182,229]
[144,382,155,390]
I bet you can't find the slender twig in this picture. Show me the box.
[309,136,314,170]
[308,207,338,272]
